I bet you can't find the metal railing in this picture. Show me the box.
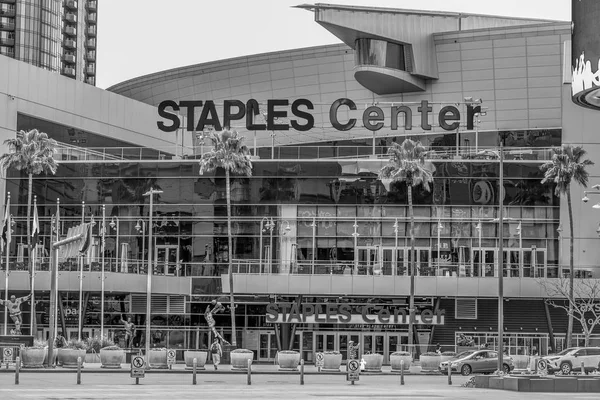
[53,145,555,162]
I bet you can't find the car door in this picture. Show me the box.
[574,349,587,371]
[586,348,600,370]
[471,351,486,373]
[485,351,498,372]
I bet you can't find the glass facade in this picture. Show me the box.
[355,38,406,71]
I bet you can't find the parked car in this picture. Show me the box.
[439,350,513,376]
[543,347,600,374]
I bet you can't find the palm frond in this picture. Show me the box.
[0,129,59,176]
[378,139,434,191]
[198,130,253,177]
[540,144,593,196]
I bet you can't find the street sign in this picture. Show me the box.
[315,352,324,368]
[130,355,146,379]
[537,358,548,376]
[167,350,176,366]
[347,359,359,382]
[3,348,13,363]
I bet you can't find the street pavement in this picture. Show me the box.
[0,367,600,399]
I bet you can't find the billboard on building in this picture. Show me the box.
[572,0,600,109]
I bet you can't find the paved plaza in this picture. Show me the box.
[0,370,599,400]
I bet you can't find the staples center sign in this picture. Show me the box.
[156,98,482,133]
[266,303,445,325]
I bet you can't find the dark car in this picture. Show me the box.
[439,349,514,376]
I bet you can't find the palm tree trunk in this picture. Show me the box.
[566,188,574,347]
[27,173,35,336]
[407,183,416,356]
[225,169,237,346]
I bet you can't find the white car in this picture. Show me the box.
[544,347,600,374]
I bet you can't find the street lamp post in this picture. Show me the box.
[259,218,275,273]
[475,220,482,276]
[393,218,399,276]
[135,219,146,275]
[437,219,443,275]
[310,217,316,274]
[143,188,163,360]
[352,220,359,274]
[109,216,119,272]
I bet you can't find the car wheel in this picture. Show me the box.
[560,362,572,375]
[461,364,472,376]
[502,364,510,374]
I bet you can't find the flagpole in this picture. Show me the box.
[54,198,60,340]
[30,195,37,335]
[101,205,105,338]
[3,192,10,335]
[78,201,84,341]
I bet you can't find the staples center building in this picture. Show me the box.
[1,4,599,363]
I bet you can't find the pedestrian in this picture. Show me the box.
[435,343,442,355]
[210,338,223,370]
[55,331,67,366]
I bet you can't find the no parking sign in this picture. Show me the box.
[3,348,13,363]
[315,352,324,368]
[537,358,548,375]
[347,359,360,382]
[167,349,176,366]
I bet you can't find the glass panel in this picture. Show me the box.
[374,335,384,354]
[388,335,399,361]
[364,335,373,354]
[484,250,495,277]
[260,333,269,359]
[382,248,393,275]
[396,249,406,276]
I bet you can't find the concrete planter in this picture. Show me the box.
[58,349,86,368]
[363,354,383,372]
[420,355,441,372]
[44,348,58,366]
[184,351,208,370]
[440,355,455,364]
[390,354,412,372]
[489,376,505,390]
[474,375,492,388]
[100,349,125,369]
[21,348,45,368]
[148,349,168,369]
[230,350,254,370]
[553,376,578,392]
[85,353,100,363]
[322,353,342,371]
[503,376,532,392]
[577,378,600,392]
[530,378,554,392]
[277,351,300,371]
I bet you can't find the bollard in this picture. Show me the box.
[300,359,304,385]
[247,359,252,386]
[15,356,19,385]
[400,360,405,385]
[192,358,197,385]
[581,361,585,375]
[447,361,452,385]
[77,357,82,385]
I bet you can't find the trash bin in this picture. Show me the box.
[222,345,236,364]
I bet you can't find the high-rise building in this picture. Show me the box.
[0,0,97,85]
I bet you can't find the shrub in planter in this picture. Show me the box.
[85,336,115,364]
[419,352,442,372]
[323,351,342,371]
[148,348,168,369]
[230,349,254,370]
[390,351,412,372]
[184,350,208,370]
[277,350,300,371]
[58,340,88,368]
[100,345,125,369]
[363,353,384,372]
[21,339,47,368]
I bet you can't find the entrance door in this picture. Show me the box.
[363,333,386,361]
[407,248,432,276]
[339,333,360,361]
[504,249,521,277]
[314,332,336,358]
[258,331,278,362]
[155,245,179,276]
[356,246,379,275]
[481,248,496,277]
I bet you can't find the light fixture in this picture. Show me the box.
[475,221,482,231]
[557,224,563,235]
[109,217,117,229]
[516,222,521,235]
[282,221,291,234]
[593,202,600,209]
[437,221,444,231]
[582,195,590,202]
[596,223,600,237]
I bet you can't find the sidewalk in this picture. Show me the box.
[0,362,428,375]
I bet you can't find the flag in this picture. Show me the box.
[1,206,9,249]
[32,204,40,249]
[79,223,92,256]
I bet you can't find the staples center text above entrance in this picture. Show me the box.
[156,98,482,133]
[266,303,445,325]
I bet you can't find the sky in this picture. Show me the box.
[96,0,570,89]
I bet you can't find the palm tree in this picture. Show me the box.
[0,129,58,334]
[379,138,433,356]
[540,144,593,347]
[199,130,252,347]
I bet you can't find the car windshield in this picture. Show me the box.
[455,351,476,359]
[556,348,577,356]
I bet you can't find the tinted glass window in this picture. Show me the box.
[575,349,587,356]
[586,348,600,356]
